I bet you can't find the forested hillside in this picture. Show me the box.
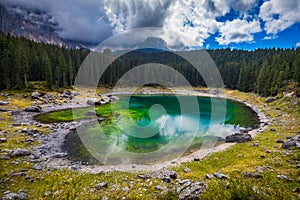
[0,32,299,97]
[0,32,88,89]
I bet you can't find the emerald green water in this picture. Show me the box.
[36,95,259,164]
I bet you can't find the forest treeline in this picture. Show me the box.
[0,31,299,97]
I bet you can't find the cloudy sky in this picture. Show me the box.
[2,0,300,49]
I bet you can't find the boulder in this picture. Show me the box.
[95,182,108,190]
[225,133,252,143]
[277,175,292,181]
[205,174,214,179]
[24,106,41,112]
[243,172,263,178]
[31,92,42,99]
[10,148,31,157]
[282,135,300,149]
[0,100,9,105]
[0,138,7,143]
[214,172,228,179]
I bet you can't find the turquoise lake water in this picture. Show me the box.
[62,95,259,165]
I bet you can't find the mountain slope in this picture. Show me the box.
[0,3,96,49]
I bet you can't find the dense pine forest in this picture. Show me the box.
[0,32,299,97]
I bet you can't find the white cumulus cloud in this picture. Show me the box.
[216,19,261,45]
[259,0,300,35]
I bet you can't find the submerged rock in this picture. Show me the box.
[225,133,252,143]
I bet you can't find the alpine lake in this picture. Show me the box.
[34,95,259,165]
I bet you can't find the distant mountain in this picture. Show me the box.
[0,3,96,49]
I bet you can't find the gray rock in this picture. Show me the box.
[193,157,200,162]
[43,191,51,197]
[243,172,262,178]
[50,153,67,158]
[2,191,28,200]
[31,92,42,99]
[0,154,10,160]
[129,181,135,188]
[122,187,129,192]
[179,179,191,186]
[24,106,41,112]
[214,172,228,179]
[225,133,252,143]
[0,137,7,143]
[32,163,43,170]
[10,148,31,157]
[293,188,300,193]
[0,100,9,105]
[155,185,164,190]
[277,175,292,181]
[183,168,191,173]
[142,169,177,180]
[11,111,21,115]
[95,182,108,190]
[1,93,9,97]
[162,176,171,183]
[255,166,273,172]
[178,181,207,200]
[282,135,300,149]
[87,99,103,106]
[205,174,214,179]
[62,90,72,98]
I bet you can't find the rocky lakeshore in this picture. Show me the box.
[3,89,272,174]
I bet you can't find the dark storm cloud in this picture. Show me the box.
[1,0,113,43]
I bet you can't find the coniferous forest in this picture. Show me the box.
[0,32,299,97]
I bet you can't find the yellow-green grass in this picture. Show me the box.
[0,90,299,199]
